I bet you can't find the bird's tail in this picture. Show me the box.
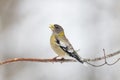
[69,51,84,64]
[74,55,83,64]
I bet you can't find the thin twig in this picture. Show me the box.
[83,50,120,62]
[85,62,106,67]
[84,49,120,67]
[85,49,107,67]
[106,58,120,65]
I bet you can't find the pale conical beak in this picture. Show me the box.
[49,24,54,30]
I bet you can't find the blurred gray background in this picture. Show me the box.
[0,0,120,80]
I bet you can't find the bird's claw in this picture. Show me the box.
[60,58,65,63]
[53,56,59,61]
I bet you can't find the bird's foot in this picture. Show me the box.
[60,57,65,63]
[60,57,65,60]
[52,56,59,60]
[52,56,65,63]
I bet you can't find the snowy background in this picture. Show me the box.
[0,0,120,80]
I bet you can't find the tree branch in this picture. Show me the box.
[0,58,76,65]
[0,50,120,66]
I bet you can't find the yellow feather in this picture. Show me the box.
[58,31,65,37]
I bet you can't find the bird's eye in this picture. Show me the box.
[55,26,59,29]
[54,24,61,30]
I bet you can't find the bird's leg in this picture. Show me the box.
[51,56,59,64]
[60,57,65,63]
[61,57,65,60]
[53,56,59,60]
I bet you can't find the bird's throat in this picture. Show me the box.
[58,31,65,37]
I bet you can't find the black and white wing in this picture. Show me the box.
[56,38,83,63]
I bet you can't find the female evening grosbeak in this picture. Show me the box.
[49,24,83,63]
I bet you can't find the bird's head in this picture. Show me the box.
[49,24,64,35]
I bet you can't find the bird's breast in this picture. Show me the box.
[50,35,66,57]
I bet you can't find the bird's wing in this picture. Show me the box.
[55,36,75,54]
[55,36,83,63]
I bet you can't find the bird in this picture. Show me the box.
[49,24,83,63]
